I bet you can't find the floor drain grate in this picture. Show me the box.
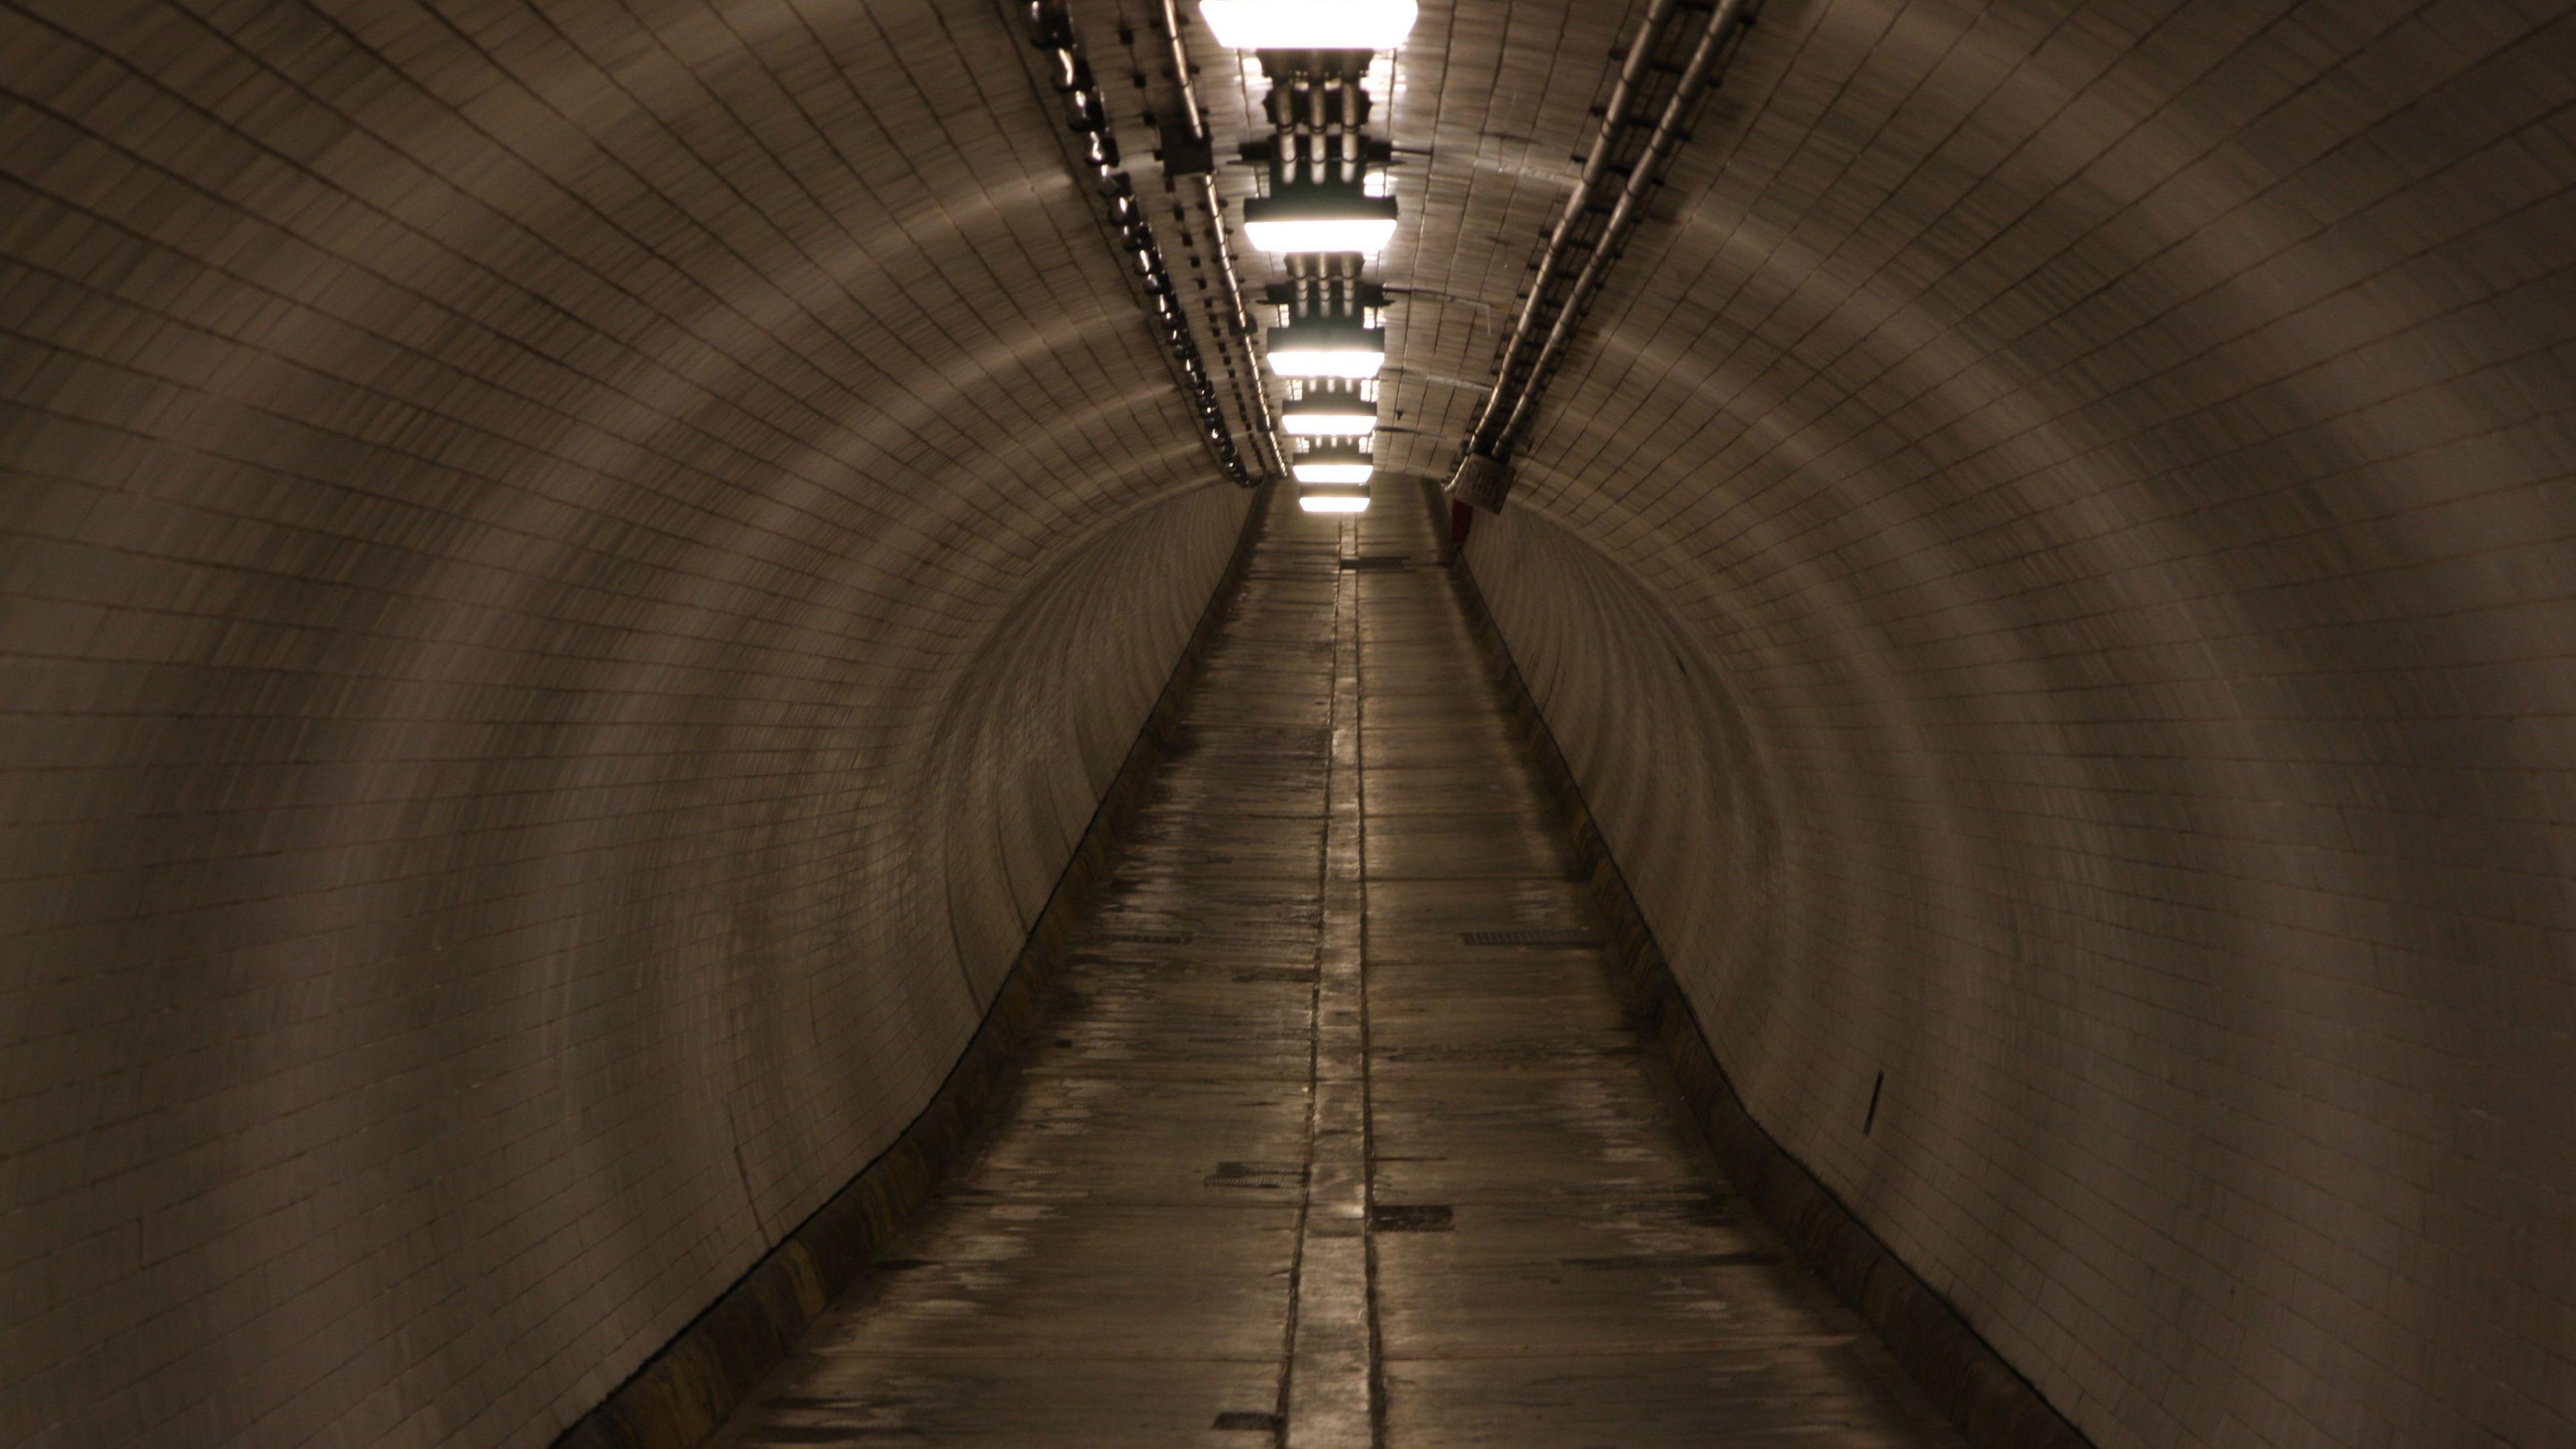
[1214,1411,1283,1432]
[1370,1203,1454,1232]
[1098,932,1196,946]
[1338,555,1410,571]
[1460,929,1603,948]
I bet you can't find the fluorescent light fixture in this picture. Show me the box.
[1292,439,1371,485]
[1293,460,1373,484]
[1267,324,1385,378]
[1298,480,1371,513]
[1268,348,1383,379]
[1284,381,1377,435]
[1283,409,1377,437]
[1242,191,1398,256]
[1199,0,1418,50]
[1242,214,1399,254]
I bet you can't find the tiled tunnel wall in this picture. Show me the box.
[1463,1,2575,1446]
[0,1,1250,1444]
[2,0,2573,1446]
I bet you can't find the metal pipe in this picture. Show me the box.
[1159,0,1287,476]
[1495,0,1754,449]
[1465,0,1683,453]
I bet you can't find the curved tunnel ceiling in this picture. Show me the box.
[3,1,2572,1448]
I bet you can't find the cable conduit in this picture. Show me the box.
[1497,0,1755,447]
[1466,0,1681,458]
[1158,0,1289,478]
[1450,0,1758,510]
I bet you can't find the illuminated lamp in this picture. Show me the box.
[1199,0,1419,50]
[1267,319,1384,378]
[1242,184,1398,256]
[1291,439,1374,485]
[1281,384,1377,436]
[1297,480,1371,513]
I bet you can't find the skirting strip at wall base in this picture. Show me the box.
[1428,483,2095,1449]
[553,488,1275,1449]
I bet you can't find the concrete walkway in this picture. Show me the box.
[708,489,1961,1448]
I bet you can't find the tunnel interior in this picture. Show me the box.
[1,1,2571,1447]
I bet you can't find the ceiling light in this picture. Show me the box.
[1242,187,1398,256]
[1199,0,1419,50]
[1267,321,1385,378]
[1283,409,1377,437]
[1245,217,1399,256]
[1297,480,1371,513]
[1291,439,1373,484]
[1269,348,1383,379]
[1242,213,1399,254]
[1294,461,1374,484]
[1282,381,1377,435]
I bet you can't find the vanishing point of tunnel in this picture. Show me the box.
[1,1,2571,1447]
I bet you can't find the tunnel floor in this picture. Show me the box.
[706,490,1962,1448]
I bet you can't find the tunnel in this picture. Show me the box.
[2,0,2571,1445]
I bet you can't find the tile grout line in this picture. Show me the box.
[1285,516,1381,1449]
